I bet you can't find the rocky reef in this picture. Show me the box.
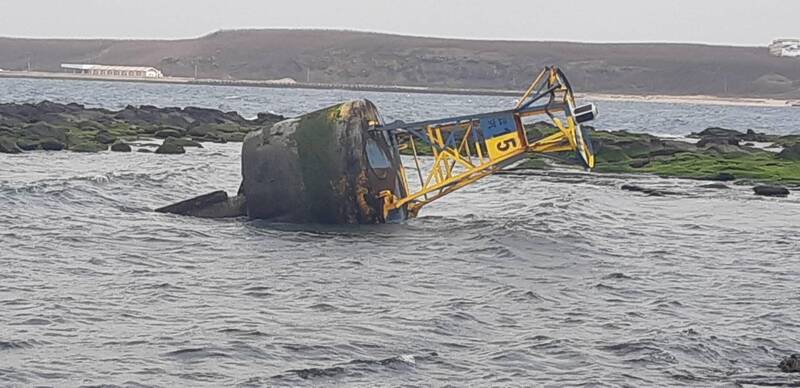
[0,101,285,153]
[514,122,800,188]
[2,100,797,203]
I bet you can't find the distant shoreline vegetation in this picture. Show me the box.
[0,29,797,99]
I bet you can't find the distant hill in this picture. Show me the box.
[1,29,799,98]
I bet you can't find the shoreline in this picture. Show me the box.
[0,71,796,108]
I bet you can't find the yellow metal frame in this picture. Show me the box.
[379,66,594,220]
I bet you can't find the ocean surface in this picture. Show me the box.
[1,78,799,387]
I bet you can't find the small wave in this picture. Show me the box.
[280,353,430,381]
[162,347,232,360]
[289,366,347,380]
[0,340,36,351]
[603,272,635,280]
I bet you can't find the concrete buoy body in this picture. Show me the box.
[157,99,408,224]
[240,100,407,223]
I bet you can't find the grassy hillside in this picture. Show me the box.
[1,29,799,98]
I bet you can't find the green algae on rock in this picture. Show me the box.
[517,125,800,185]
[0,101,285,153]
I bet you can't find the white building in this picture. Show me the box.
[61,64,165,78]
[769,39,800,57]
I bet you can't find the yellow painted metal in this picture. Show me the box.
[380,66,594,220]
[487,131,524,160]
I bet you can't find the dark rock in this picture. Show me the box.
[94,130,117,144]
[137,148,153,153]
[778,144,800,161]
[650,140,697,156]
[629,159,650,168]
[621,184,678,196]
[690,127,774,144]
[35,100,69,114]
[155,190,247,218]
[253,112,286,126]
[705,143,751,155]
[154,128,184,139]
[709,172,736,181]
[222,132,247,142]
[70,142,108,153]
[741,129,774,142]
[19,122,67,142]
[164,137,203,148]
[183,106,241,125]
[779,354,800,373]
[16,139,40,151]
[689,127,744,139]
[155,138,186,154]
[187,125,211,137]
[753,185,790,197]
[697,137,740,147]
[40,138,66,151]
[0,137,22,153]
[110,142,132,152]
[698,183,730,189]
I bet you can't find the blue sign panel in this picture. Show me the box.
[480,113,516,139]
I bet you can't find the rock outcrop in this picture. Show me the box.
[519,124,800,184]
[0,137,22,154]
[155,138,186,154]
[0,101,286,153]
[779,354,800,373]
[753,185,790,197]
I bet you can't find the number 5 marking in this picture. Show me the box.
[496,138,517,152]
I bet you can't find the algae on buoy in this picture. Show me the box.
[157,99,408,223]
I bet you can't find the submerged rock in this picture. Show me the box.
[621,184,678,196]
[110,141,132,152]
[70,142,107,153]
[709,172,736,182]
[165,137,203,148]
[698,183,730,189]
[155,138,186,154]
[753,185,790,197]
[779,354,800,373]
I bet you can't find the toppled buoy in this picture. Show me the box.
[157,100,407,223]
[157,66,598,224]
[240,100,406,223]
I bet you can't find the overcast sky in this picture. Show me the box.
[0,0,796,46]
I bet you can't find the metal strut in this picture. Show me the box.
[375,66,598,220]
